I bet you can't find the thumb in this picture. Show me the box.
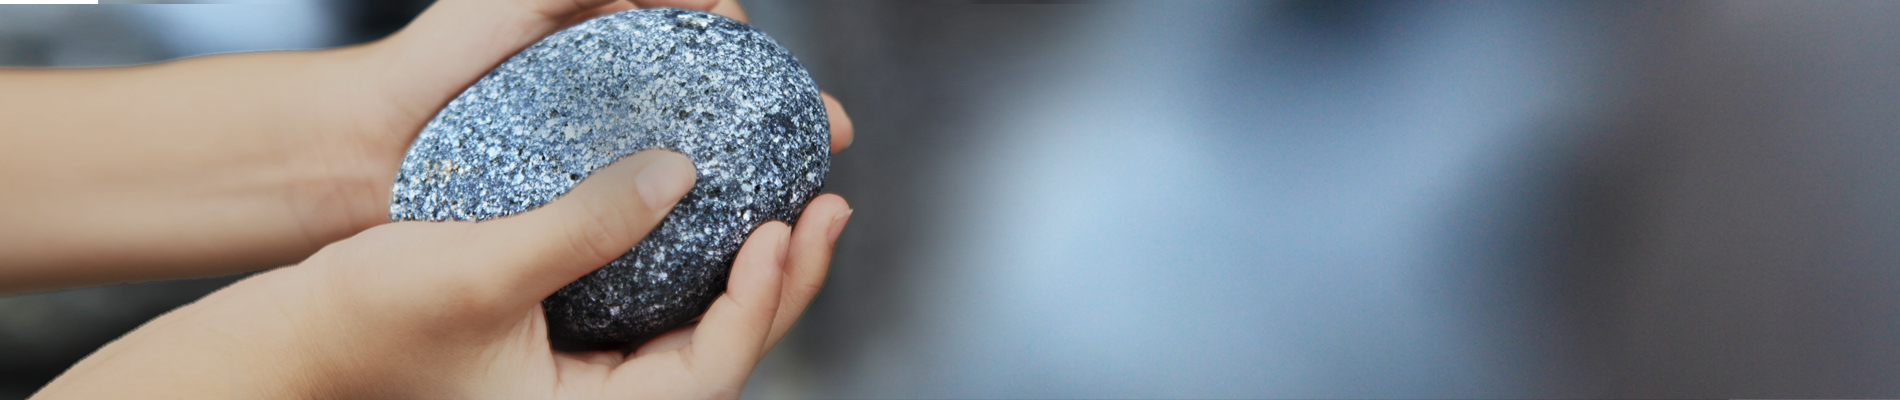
[463,149,695,299]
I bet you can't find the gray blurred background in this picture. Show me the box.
[4,1,1900,398]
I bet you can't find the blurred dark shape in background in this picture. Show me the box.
[3,1,1899,398]
[327,0,431,44]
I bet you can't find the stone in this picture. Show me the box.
[388,9,828,343]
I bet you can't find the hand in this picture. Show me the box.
[32,150,855,399]
[0,0,854,292]
[306,0,856,242]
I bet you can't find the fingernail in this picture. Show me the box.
[635,151,695,211]
[826,209,853,244]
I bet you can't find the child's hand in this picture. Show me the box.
[310,0,856,238]
[0,0,853,292]
[32,150,854,399]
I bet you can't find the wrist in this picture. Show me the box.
[278,46,405,246]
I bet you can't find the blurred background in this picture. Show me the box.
[3,0,1900,398]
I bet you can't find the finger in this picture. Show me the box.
[562,1,638,26]
[823,93,854,154]
[380,0,637,116]
[632,0,749,24]
[464,149,696,300]
[674,222,787,384]
[517,0,627,20]
[764,195,850,350]
[707,0,749,24]
[630,0,714,9]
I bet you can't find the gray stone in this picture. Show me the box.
[388,9,828,343]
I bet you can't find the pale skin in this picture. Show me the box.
[0,0,855,398]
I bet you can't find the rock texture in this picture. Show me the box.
[389,8,828,343]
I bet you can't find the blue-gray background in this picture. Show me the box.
[4,1,1899,398]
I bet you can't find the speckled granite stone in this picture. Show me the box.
[388,9,828,343]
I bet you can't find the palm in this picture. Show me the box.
[479,219,802,400]
[347,3,854,395]
[329,1,854,396]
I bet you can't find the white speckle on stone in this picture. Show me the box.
[388,9,827,343]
